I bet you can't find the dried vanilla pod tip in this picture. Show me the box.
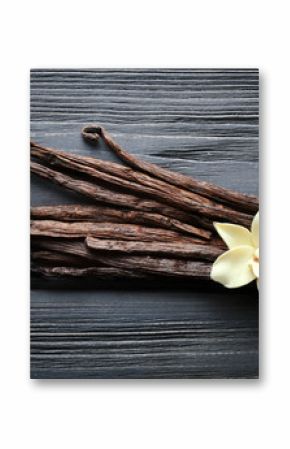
[82,125,258,214]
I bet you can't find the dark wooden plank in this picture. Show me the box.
[31,289,258,379]
[30,69,259,379]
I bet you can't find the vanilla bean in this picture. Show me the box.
[30,205,208,239]
[31,144,211,230]
[31,220,199,242]
[31,239,100,263]
[31,242,211,278]
[31,250,97,266]
[81,125,258,214]
[31,162,212,237]
[32,140,215,205]
[32,265,146,278]
[86,237,223,261]
[82,253,212,278]
[31,141,252,226]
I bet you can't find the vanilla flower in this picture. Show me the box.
[210,212,259,288]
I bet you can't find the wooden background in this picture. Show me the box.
[30,69,259,379]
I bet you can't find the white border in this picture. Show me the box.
[1,1,289,447]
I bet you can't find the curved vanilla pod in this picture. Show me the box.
[81,124,258,214]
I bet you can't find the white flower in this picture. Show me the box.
[210,212,259,289]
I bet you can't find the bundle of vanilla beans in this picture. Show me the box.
[31,125,258,282]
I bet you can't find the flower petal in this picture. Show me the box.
[251,212,259,248]
[251,260,259,278]
[210,245,256,288]
[213,222,253,250]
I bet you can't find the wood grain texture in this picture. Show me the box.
[31,289,258,379]
[30,68,259,379]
